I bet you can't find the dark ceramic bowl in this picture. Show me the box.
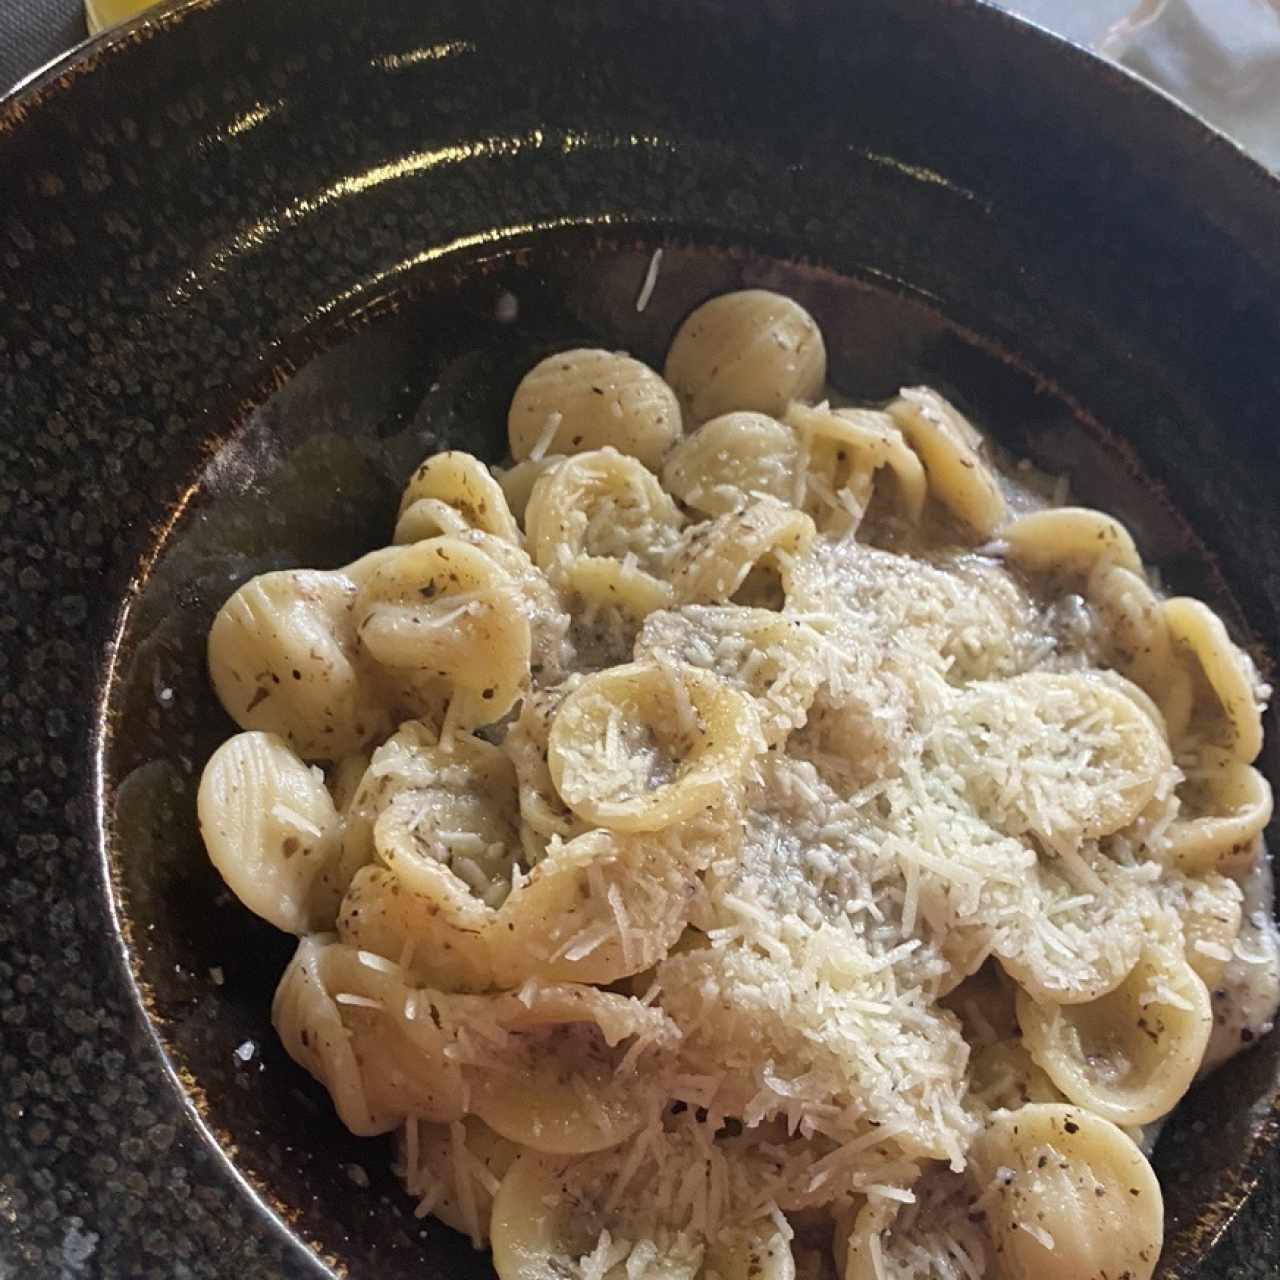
[3,0,1280,1276]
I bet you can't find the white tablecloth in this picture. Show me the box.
[1001,0,1280,170]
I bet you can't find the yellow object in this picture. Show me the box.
[85,0,160,35]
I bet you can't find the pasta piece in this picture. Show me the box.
[547,661,763,832]
[841,1171,987,1280]
[508,349,681,470]
[327,749,372,814]
[394,497,473,543]
[966,1104,1163,1280]
[197,731,345,933]
[669,498,816,607]
[784,402,926,531]
[943,670,1174,845]
[1004,506,1142,580]
[402,1117,518,1246]
[1164,596,1267,762]
[1017,942,1212,1125]
[342,812,732,991]
[463,988,674,1155]
[453,529,572,686]
[394,450,521,545]
[271,937,465,1136]
[524,448,684,620]
[275,940,671,1154]
[496,454,565,526]
[490,1122,796,1280]
[886,388,1006,538]
[993,861,1149,1005]
[208,567,390,759]
[661,411,799,517]
[664,289,826,422]
[1157,870,1243,990]
[502,679,591,859]
[1163,746,1274,874]
[353,536,531,729]
[634,606,826,747]
[1085,562,1173,694]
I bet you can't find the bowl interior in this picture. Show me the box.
[100,232,1280,1279]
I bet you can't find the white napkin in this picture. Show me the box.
[1001,0,1280,170]
[1101,0,1280,170]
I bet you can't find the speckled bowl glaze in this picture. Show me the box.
[4,1,1280,1276]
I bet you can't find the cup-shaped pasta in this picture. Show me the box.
[460,985,675,1155]
[489,820,724,987]
[635,606,826,747]
[547,661,763,832]
[508,349,681,470]
[491,1122,792,1280]
[994,862,1147,1005]
[1164,747,1274,875]
[1160,870,1243,990]
[1164,596,1266,763]
[495,455,565,527]
[271,937,465,1137]
[946,671,1173,845]
[395,450,521,546]
[664,289,826,422]
[502,680,591,853]
[886,387,1006,539]
[198,731,347,934]
[1004,506,1143,583]
[327,749,372,814]
[967,1104,1163,1280]
[339,863,497,992]
[353,536,532,729]
[525,448,683,611]
[373,732,521,907]
[1085,562,1173,696]
[1017,943,1212,1125]
[451,529,572,686]
[208,567,391,759]
[669,498,816,608]
[402,1118,518,1247]
[660,411,800,517]
[841,1175,987,1280]
[785,403,927,531]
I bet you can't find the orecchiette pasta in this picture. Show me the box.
[661,411,800,517]
[197,287,1277,1280]
[508,349,681,470]
[967,1105,1163,1280]
[887,387,1006,538]
[198,731,346,933]
[664,289,826,422]
[353,536,532,730]
[785,402,927,531]
[1164,746,1274,874]
[524,448,683,620]
[669,496,816,606]
[208,567,390,759]
[1017,942,1213,1125]
[547,661,763,832]
[395,449,522,546]
[1164,595,1267,763]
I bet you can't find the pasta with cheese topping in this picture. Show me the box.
[197,287,1278,1280]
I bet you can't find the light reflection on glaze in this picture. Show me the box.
[371,41,477,70]
[303,213,620,323]
[862,149,991,210]
[172,129,672,301]
[223,100,284,139]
